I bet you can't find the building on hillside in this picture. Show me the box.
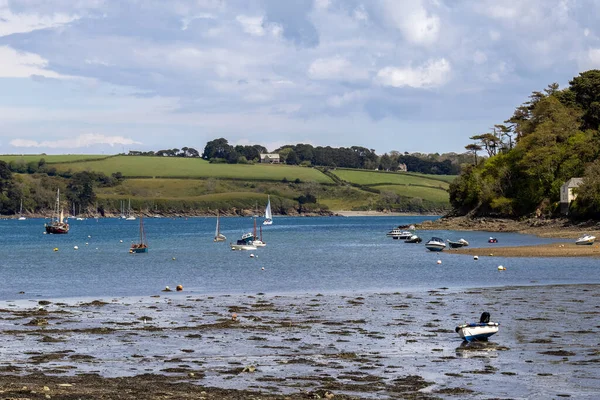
[560,178,583,214]
[397,163,407,172]
[260,153,280,164]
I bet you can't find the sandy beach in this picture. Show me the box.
[0,284,598,399]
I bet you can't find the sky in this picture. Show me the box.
[1,0,599,156]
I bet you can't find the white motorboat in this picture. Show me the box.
[455,312,499,342]
[387,228,413,239]
[425,237,446,251]
[230,232,257,251]
[404,234,422,243]
[575,234,596,245]
[447,238,469,248]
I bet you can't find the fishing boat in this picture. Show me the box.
[45,189,69,234]
[488,237,498,243]
[18,199,26,220]
[250,218,266,247]
[447,238,469,248]
[575,234,596,245]
[230,232,257,251]
[263,195,273,225]
[404,234,422,243]
[425,237,446,251]
[455,312,499,342]
[214,211,226,242]
[129,215,148,253]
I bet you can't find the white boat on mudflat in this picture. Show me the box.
[455,312,499,342]
[447,238,469,248]
[575,234,596,245]
[425,237,446,251]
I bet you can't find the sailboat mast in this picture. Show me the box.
[253,217,257,238]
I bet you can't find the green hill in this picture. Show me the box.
[2,154,455,215]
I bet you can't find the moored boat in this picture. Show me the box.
[425,237,446,251]
[214,211,226,242]
[387,228,413,240]
[455,312,499,342]
[404,234,422,243]
[45,189,69,234]
[230,232,257,251]
[129,215,148,253]
[448,238,469,248]
[263,195,273,225]
[575,234,596,245]
[488,237,498,243]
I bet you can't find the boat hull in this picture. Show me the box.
[45,224,69,234]
[251,240,266,247]
[263,219,272,225]
[230,244,257,251]
[130,247,148,253]
[576,235,595,245]
[425,245,445,251]
[455,323,499,342]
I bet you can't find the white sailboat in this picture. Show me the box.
[126,199,136,220]
[250,217,266,247]
[18,199,26,220]
[263,195,273,225]
[214,211,226,242]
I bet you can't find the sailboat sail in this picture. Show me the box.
[18,199,26,220]
[263,195,273,225]
[214,211,226,242]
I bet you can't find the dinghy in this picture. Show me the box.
[455,312,499,342]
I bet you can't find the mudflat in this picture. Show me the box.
[449,242,600,257]
[0,284,598,399]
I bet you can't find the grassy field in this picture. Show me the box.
[331,169,451,189]
[0,154,108,163]
[374,184,449,203]
[51,156,333,183]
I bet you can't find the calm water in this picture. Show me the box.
[1,216,598,301]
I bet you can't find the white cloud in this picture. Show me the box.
[236,15,265,36]
[314,0,331,10]
[581,48,600,69]
[0,46,68,78]
[181,13,216,30]
[10,134,142,149]
[308,56,368,81]
[375,58,451,88]
[0,5,79,37]
[382,0,440,46]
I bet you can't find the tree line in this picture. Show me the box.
[450,69,600,219]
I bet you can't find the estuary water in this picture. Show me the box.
[1,215,598,301]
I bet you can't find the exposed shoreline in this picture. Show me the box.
[0,283,596,399]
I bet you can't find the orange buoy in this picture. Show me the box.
[232,313,238,321]
[176,285,183,292]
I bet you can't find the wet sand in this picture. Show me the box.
[0,285,598,399]
[449,242,600,258]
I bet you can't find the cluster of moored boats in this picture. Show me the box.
[387,225,470,251]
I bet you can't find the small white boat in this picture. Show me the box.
[387,228,413,239]
[575,234,596,245]
[18,199,26,220]
[447,238,469,248]
[214,211,226,242]
[425,237,446,251]
[404,234,422,243]
[230,232,257,251]
[455,312,499,342]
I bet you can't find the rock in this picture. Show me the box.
[43,386,50,391]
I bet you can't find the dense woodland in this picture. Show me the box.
[450,69,600,219]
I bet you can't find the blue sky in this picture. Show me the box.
[1,0,599,155]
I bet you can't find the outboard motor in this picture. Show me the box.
[480,312,490,323]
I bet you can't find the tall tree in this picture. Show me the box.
[465,143,482,165]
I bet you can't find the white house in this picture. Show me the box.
[260,153,280,164]
[560,178,583,214]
